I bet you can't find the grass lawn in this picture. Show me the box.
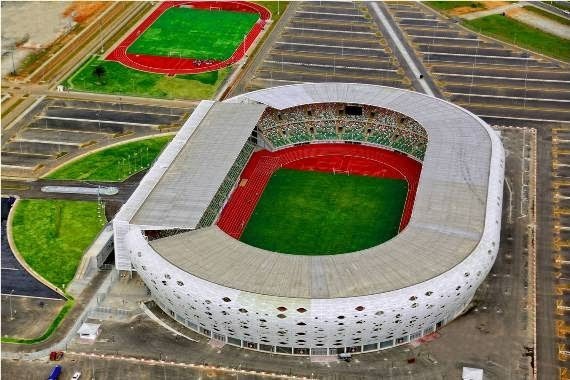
[523,5,570,27]
[463,14,570,62]
[240,169,407,255]
[127,8,259,60]
[65,55,230,99]
[427,1,484,11]
[253,1,288,21]
[11,200,106,289]
[46,135,172,182]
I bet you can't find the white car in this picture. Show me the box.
[71,372,81,380]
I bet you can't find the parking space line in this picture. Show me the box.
[26,127,110,135]
[398,17,438,22]
[275,41,386,51]
[1,267,19,271]
[409,35,478,41]
[265,60,397,73]
[448,92,570,103]
[296,10,363,18]
[426,52,534,60]
[41,116,156,127]
[285,27,374,35]
[0,293,63,301]
[11,138,79,146]
[258,68,395,81]
[477,115,570,123]
[270,50,386,64]
[435,72,570,84]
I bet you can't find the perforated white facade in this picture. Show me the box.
[114,84,505,356]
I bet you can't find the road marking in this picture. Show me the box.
[41,116,157,127]
[27,127,109,135]
[370,2,435,96]
[1,267,19,271]
[409,35,478,41]
[275,41,385,51]
[256,78,315,85]
[478,115,570,123]
[435,72,570,84]
[285,26,375,35]
[426,52,535,60]
[296,10,363,18]
[398,17,438,22]
[0,293,63,301]
[0,164,34,170]
[11,138,79,146]
[449,92,570,103]
[265,60,397,73]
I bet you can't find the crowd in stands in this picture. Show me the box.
[256,103,427,161]
[198,142,255,227]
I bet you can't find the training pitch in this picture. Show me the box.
[240,168,408,255]
[127,7,259,60]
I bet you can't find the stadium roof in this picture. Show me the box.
[121,83,503,298]
[129,102,266,228]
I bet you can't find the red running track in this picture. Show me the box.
[106,1,271,75]
[217,144,422,240]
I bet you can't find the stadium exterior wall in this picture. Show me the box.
[114,85,505,356]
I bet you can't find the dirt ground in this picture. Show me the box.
[1,296,65,339]
[63,2,108,24]
[448,1,512,16]
[1,1,70,76]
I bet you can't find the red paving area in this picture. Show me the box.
[106,1,270,75]
[217,144,422,239]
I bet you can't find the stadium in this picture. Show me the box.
[113,83,505,356]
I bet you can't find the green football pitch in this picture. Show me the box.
[240,169,408,255]
[127,7,259,60]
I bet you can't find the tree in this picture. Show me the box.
[93,65,106,83]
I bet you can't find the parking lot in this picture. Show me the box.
[1,99,189,178]
[247,1,410,91]
[386,2,570,126]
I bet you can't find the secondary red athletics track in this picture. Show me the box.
[217,144,422,240]
[106,1,270,75]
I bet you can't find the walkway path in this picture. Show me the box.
[461,2,524,20]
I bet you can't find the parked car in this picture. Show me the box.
[48,365,62,380]
[71,371,81,380]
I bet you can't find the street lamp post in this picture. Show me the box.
[9,289,15,320]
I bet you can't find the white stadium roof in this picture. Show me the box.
[127,101,266,229]
[117,83,503,298]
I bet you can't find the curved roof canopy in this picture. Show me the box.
[123,83,502,298]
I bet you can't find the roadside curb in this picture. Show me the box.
[41,132,175,179]
[6,198,67,299]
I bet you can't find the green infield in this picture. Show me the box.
[65,55,230,99]
[463,14,570,62]
[46,135,173,182]
[240,169,408,255]
[11,199,106,290]
[127,7,259,60]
